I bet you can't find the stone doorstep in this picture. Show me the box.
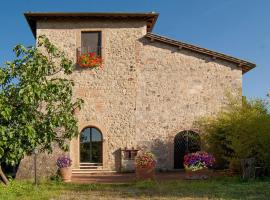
[79,165,103,169]
[72,168,117,175]
[77,163,103,170]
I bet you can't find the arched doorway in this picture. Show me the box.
[174,130,201,169]
[80,127,103,164]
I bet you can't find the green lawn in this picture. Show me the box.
[0,177,269,200]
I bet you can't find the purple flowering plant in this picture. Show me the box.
[57,155,72,168]
[184,151,215,171]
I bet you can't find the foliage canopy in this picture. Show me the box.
[197,96,270,171]
[0,36,83,170]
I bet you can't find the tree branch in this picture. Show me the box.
[0,165,9,185]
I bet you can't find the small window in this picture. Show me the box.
[81,32,101,56]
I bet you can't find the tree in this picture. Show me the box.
[0,36,83,184]
[197,96,270,172]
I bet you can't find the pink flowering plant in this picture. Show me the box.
[135,152,156,169]
[184,151,215,171]
[57,155,72,168]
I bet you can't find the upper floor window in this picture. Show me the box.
[81,32,101,56]
[77,31,102,68]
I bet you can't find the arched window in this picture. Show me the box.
[174,130,201,169]
[80,127,103,164]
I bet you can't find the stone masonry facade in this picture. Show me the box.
[17,16,244,179]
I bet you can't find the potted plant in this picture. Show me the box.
[57,155,72,182]
[184,151,215,180]
[77,52,102,68]
[135,151,156,180]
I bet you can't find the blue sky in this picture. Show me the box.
[1,0,269,99]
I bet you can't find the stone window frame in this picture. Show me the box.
[71,122,107,169]
[79,126,104,164]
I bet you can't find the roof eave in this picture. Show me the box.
[24,13,36,37]
[145,33,256,74]
[24,12,159,38]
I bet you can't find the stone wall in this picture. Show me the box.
[135,39,241,169]
[16,144,64,179]
[17,19,147,178]
[16,18,242,178]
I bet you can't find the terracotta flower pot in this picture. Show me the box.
[136,167,155,180]
[185,168,211,180]
[59,167,71,182]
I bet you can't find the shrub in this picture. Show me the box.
[197,96,270,172]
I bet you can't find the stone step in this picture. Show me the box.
[80,163,102,166]
[79,163,103,170]
[72,169,117,175]
[79,165,102,169]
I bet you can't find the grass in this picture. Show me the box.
[0,177,270,200]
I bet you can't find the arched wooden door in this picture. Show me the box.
[80,127,103,164]
[174,130,201,169]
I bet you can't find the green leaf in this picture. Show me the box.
[0,35,83,166]
[1,107,11,120]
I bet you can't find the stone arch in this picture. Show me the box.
[69,121,109,168]
[174,130,201,169]
[78,121,107,140]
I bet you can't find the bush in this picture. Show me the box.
[197,96,270,173]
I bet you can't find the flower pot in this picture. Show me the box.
[185,168,211,180]
[136,167,155,180]
[59,167,71,182]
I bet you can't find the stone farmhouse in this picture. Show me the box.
[17,12,255,178]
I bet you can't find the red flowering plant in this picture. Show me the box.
[183,151,215,171]
[135,152,156,169]
[78,52,102,68]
